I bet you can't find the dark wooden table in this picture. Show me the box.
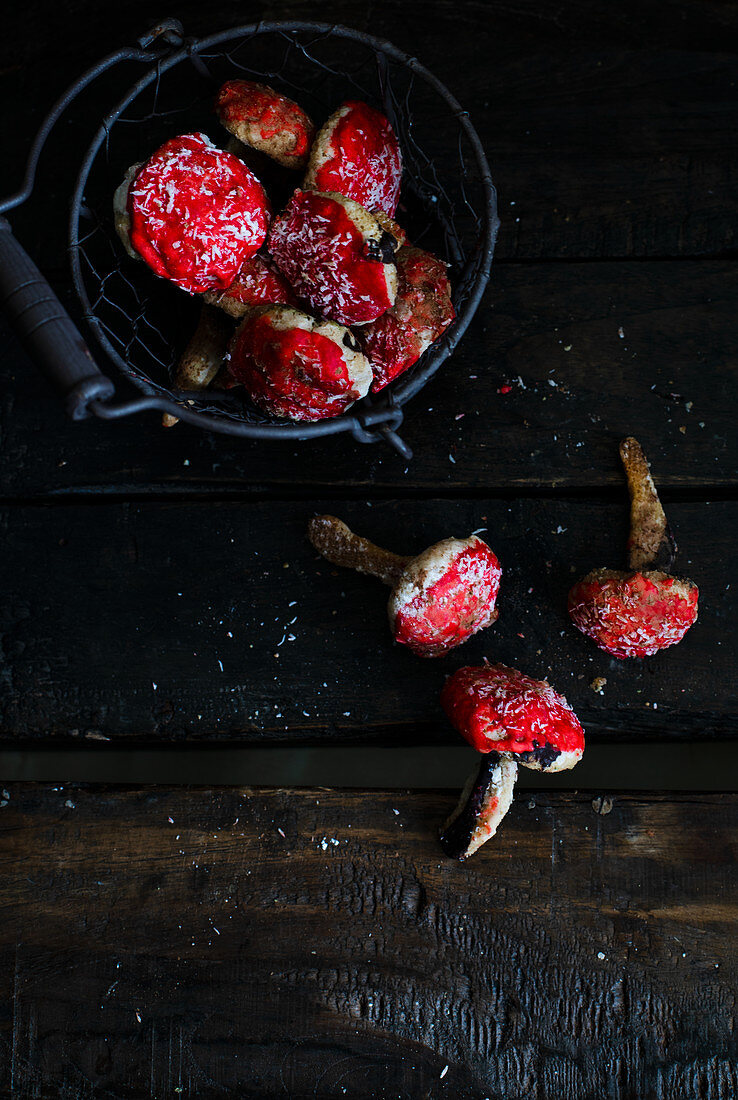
[1,2,736,1096]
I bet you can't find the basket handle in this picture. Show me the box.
[0,218,116,418]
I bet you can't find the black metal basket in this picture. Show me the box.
[0,19,498,458]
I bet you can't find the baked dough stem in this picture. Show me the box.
[175,305,231,391]
[620,436,675,572]
[307,515,410,586]
[439,753,518,860]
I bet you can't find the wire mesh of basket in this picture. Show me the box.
[2,20,499,457]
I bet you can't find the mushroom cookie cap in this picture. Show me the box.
[216,80,315,169]
[568,568,699,659]
[228,304,372,422]
[204,257,295,318]
[389,536,501,658]
[268,189,398,326]
[127,132,270,294]
[441,663,585,771]
[304,100,402,216]
[363,246,455,391]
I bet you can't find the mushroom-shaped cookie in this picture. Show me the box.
[124,133,270,294]
[307,515,501,658]
[228,305,372,422]
[268,190,399,326]
[362,246,455,391]
[215,80,315,169]
[303,100,402,216]
[568,438,699,658]
[441,664,585,770]
[439,663,585,859]
[204,256,296,319]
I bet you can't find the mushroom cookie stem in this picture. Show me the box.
[175,305,232,391]
[307,515,409,586]
[620,436,675,572]
[439,752,518,861]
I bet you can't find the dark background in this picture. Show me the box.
[0,3,737,1097]
[1,0,736,765]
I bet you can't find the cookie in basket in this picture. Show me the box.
[216,80,315,169]
[118,132,270,294]
[303,100,402,216]
[228,304,372,421]
[268,189,399,326]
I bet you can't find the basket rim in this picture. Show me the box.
[69,20,499,442]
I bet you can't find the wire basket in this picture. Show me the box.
[1,20,499,458]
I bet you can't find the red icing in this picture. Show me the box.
[128,133,269,294]
[568,570,699,659]
[219,257,295,309]
[441,664,585,761]
[216,81,314,164]
[363,247,455,391]
[229,310,366,421]
[268,190,395,326]
[393,539,500,657]
[310,101,402,216]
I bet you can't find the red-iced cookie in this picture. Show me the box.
[568,438,699,659]
[389,535,501,657]
[304,101,402,216]
[306,519,501,659]
[228,305,372,421]
[568,569,699,659]
[362,246,455,391]
[439,663,584,859]
[204,256,296,318]
[441,664,585,772]
[127,133,270,294]
[216,80,315,169]
[268,190,398,326]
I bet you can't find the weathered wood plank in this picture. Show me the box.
[4,1,738,263]
[0,498,733,743]
[0,785,735,1097]
[1,260,735,497]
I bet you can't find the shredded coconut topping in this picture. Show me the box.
[128,132,270,294]
[269,190,397,326]
[441,663,585,769]
[568,568,699,658]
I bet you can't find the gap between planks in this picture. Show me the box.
[1,743,737,790]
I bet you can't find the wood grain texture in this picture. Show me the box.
[1,259,736,497]
[0,785,735,1098]
[0,498,733,744]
